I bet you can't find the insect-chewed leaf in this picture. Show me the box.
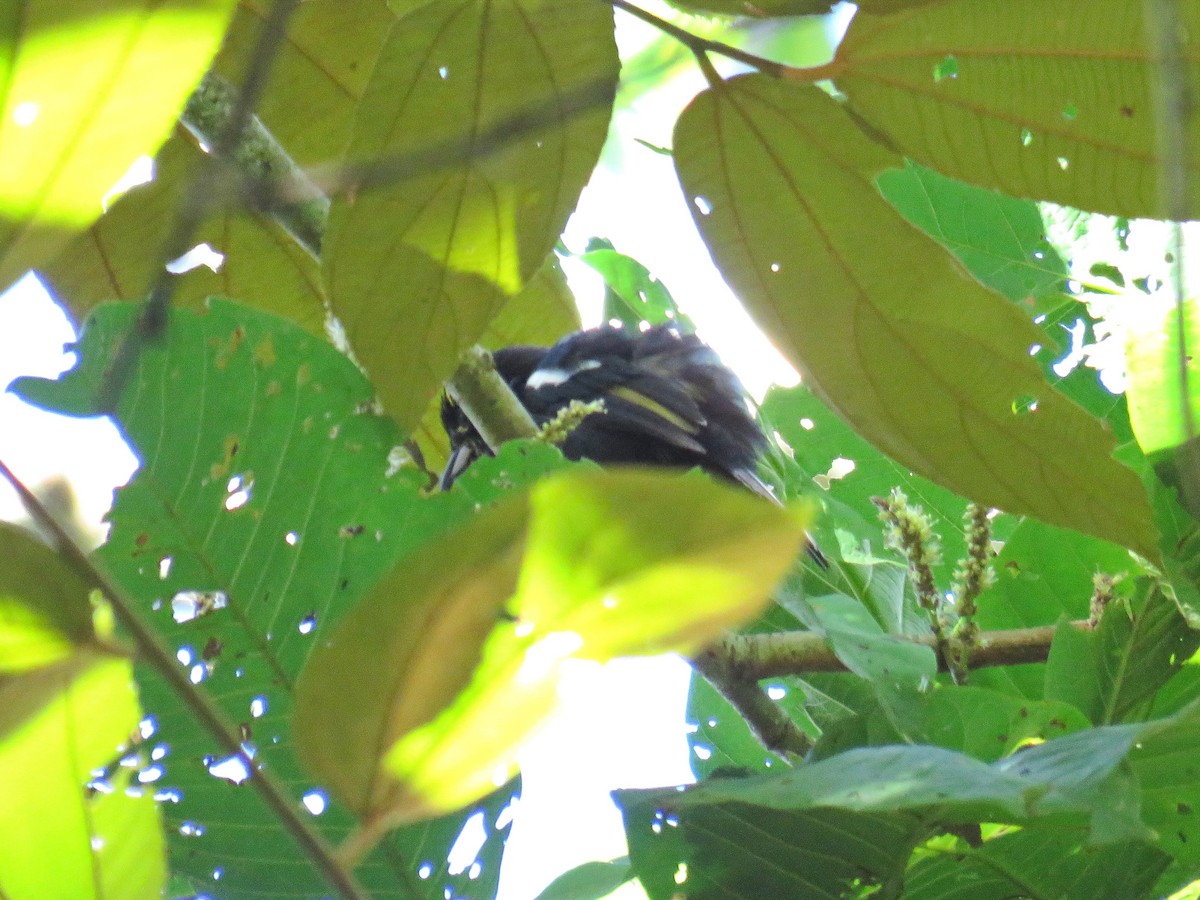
[0,0,237,288]
[322,0,618,433]
[295,468,810,828]
[674,74,1157,559]
[831,0,1200,219]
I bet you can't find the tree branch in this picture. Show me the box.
[180,73,327,259]
[691,647,814,757]
[710,620,1090,681]
[446,346,539,449]
[0,458,367,900]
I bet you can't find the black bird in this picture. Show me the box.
[440,324,776,499]
[440,324,827,566]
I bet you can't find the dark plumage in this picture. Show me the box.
[440,325,773,498]
[440,324,827,566]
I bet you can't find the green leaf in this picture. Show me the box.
[535,857,634,900]
[39,136,326,331]
[674,74,1156,558]
[12,298,530,897]
[296,469,812,825]
[779,590,936,690]
[1125,295,1200,455]
[904,829,1169,899]
[617,786,925,899]
[882,684,1090,761]
[322,0,617,432]
[622,707,1200,862]
[758,384,974,620]
[578,240,696,332]
[971,518,1137,700]
[0,521,95,673]
[1048,586,1200,725]
[0,653,165,898]
[832,0,1200,219]
[0,0,237,287]
[877,160,1068,307]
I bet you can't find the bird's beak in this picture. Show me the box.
[440,444,477,491]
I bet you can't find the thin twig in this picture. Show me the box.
[0,457,367,900]
[609,0,787,78]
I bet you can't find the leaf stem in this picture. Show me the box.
[609,0,788,78]
[0,457,367,900]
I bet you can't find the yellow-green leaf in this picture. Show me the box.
[1126,295,1200,455]
[295,469,809,827]
[0,0,238,288]
[0,653,164,898]
[0,521,94,674]
[829,0,1200,219]
[211,0,394,167]
[674,75,1156,557]
[40,135,326,331]
[322,0,617,433]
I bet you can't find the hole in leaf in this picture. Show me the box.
[166,242,224,274]
[302,789,328,815]
[224,474,253,510]
[447,812,487,876]
[1011,394,1039,415]
[1020,128,1033,147]
[932,55,958,82]
[1062,102,1078,120]
[171,590,228,624]
[693,196,713,216]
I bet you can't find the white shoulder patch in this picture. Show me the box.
[526,358,600,391]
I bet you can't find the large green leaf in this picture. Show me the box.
[674,75,1156,558]
[11,299,553,897]
[40,135,326,330]
[323,0,618,432]
[0,0,237,288]
[296,468,811,827]
[831,0,1200,219]
[622,701,1200,895]
[903,829,1168,899]
[619,791,925,900]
